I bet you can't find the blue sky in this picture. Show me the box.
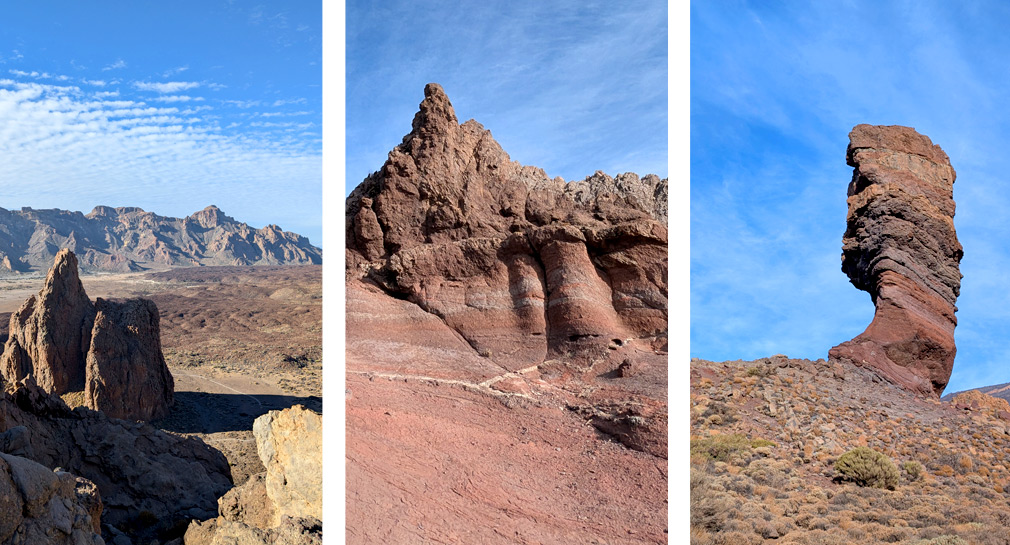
[691,1,1010,394]
[345,0,668,195]
[0,1,321,245]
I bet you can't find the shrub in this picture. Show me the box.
[690,434,775,463]
[834,447,899,490]
[914,536,968,545]
[903,460,924,481]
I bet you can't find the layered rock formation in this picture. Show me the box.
[185,405,322,545]
[0,204,321,274]
[828,124,963,397]
[346,83,668,366]
[1,249,174,421]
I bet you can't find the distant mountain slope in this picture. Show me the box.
[941,381,1010,403]
[0,205,321,274]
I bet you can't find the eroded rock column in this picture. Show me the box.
[828,124,963,397]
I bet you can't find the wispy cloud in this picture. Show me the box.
[271,97,306,107]
[162,65,189,77]
[133,81,201,93]
[81,79,107,87]
[152,95,205,103]
[222,99,262,108]
[102,59,126,71]
[0,80,320,245]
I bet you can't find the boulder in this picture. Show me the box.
[828,124,963,397]
[253,406,321,525]
[185,405,321,545]
[0,452,104,545]
[0,378,232,535]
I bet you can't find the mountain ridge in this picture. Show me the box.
[0,204,321,274]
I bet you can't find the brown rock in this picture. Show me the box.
[0,250,176,421]
[346,83,668,366]
[828,124,962,397]
[0,453,105,544]
[218,474,275,529]
[0,249,94,393]
[84,298,174,421]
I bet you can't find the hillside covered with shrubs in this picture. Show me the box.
[691,356,1010,544]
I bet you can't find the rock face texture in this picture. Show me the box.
[0,204,321,274]
[0,378,232,538]
[185,405,322,545]
[828,124,963,397]
[85,298,175,421]
[346,83,668,365]
[0,451,104,544]
[0,249,175,421]
[0,249,94,393]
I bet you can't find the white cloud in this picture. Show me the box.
[0,81,320,245]
[82,79,107,87]
[271,98,306,106]
[133,81,201,93]
[222,99,262,108]
[258,110,312,117]
[153,95,205,103]
[162,65,189,78]
[102,59,126,71]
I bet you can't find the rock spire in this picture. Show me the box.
[0,249,175,419]
[828,124,963,397]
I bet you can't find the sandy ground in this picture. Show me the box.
[0,265,322,486]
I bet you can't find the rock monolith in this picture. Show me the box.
[828,124,963,397]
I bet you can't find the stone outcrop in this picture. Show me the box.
[0,378,232,538]
[0,451,104,544]
[345,83,668,367]
[0,249,94,393]
[0,249,175,421]
[85,298,175,421]
[185,405,322,545]
[0,204,321,275]
[828,124,963,397]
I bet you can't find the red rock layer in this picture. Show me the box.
[346,83,668,367]
[829,124,962,397]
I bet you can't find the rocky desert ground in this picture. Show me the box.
[0,263,321,544]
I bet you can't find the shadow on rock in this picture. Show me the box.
[153,392,323,434]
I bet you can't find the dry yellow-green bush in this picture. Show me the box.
[834,447,899,490]
[904,460,924,482]
[691,434,775,463]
